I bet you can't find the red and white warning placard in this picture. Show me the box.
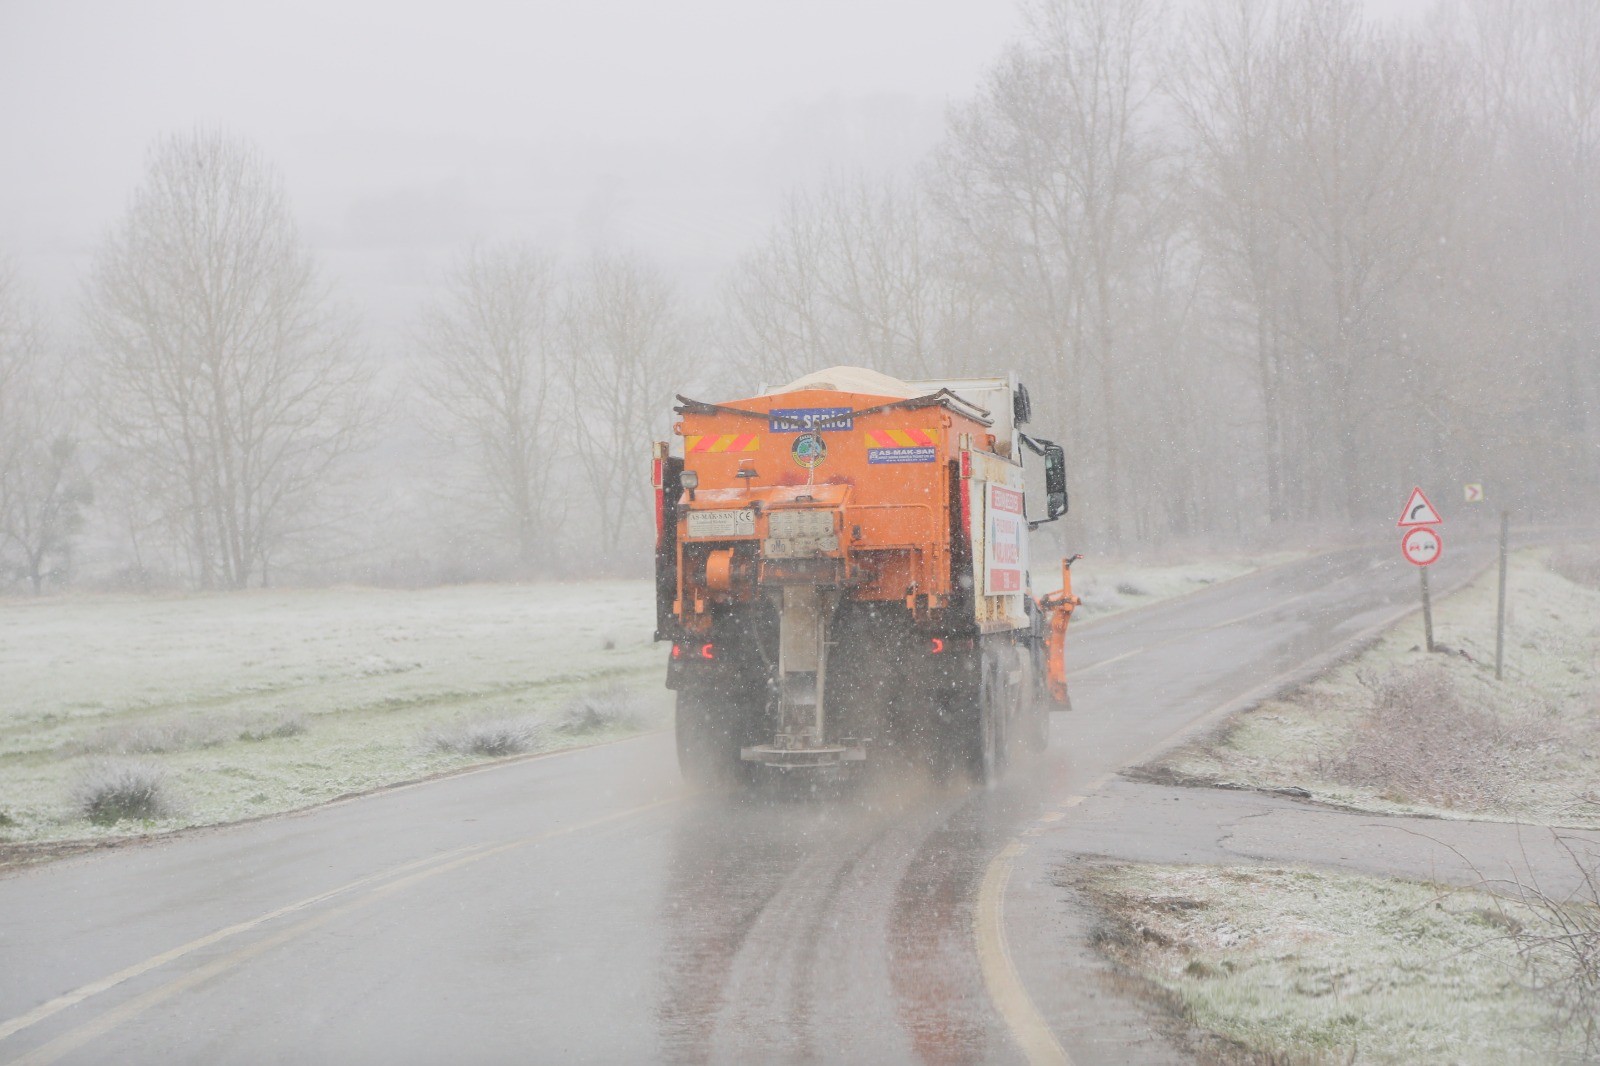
[1401,526,1442,567]
[985,483,1026,593]
[1397,486,1442,527]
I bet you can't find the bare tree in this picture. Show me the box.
[721,176,956,388]
[0,266,92,594]
[1169,0,1299,523]
[0,262,28,536]
[414,242,564,573]
[82,129,369,589]
[1537,0,1600,500]
[1270,0,1474,519]
[565,250,690,569]
[933,0,1170,547]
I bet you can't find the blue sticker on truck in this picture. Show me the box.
[867,447,937,464]
[769,407,853,432]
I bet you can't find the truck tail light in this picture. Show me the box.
[652,444,667,548]
[671,643,682,659]
[654,484,666,548]
[700,642,716,660]
[929,637,945,654]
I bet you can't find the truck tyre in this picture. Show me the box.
[964,648,1008,787]
[675,687,750,789]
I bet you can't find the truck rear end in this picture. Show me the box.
[652,367,1074,787]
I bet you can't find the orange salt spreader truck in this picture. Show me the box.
[651,366,1080,787]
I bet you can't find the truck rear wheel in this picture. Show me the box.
[675,687,752,789]
[961,646,1010,787]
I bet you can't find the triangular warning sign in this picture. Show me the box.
[1397,486,1442,527]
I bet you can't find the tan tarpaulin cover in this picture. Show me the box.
[758,365,922,400]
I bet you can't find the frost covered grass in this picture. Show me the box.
[1080,861,1577,1064]
[0,581,669,849]
[1143,548,1600,826]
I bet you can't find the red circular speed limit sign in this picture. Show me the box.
[1401,526,1442,567]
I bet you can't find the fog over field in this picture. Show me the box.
[0,0,1594,589]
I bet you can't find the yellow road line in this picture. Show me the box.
[1,797,678,1065]
[974,841,1070,1066]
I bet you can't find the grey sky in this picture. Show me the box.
[0,0,1434,332]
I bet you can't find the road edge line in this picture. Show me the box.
[975,841,1071,1066]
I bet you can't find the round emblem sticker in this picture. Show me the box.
[791,433,827,469]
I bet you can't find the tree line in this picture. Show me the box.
[0,0,1594,592]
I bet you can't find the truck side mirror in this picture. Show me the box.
[1013,382,1032,426]
[1044,442,1068,519]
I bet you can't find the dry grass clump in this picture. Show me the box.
[553,682,645,735]
[1549,546,1600,591]
[1324,664,1555,810]
[424,717,544,756]
[72,759,172,824]
[81,719,220,755]
[236,713,307,742]
[423,684,646,756]
[80,711,307,754]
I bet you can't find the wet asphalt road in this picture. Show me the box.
[0,540,1495,1065]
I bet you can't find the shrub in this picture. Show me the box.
[1477,836,1600,1056]
[425,717,543,757]
[73,759,172,824]
[1326,664,1552,809]
[554,682,644,735]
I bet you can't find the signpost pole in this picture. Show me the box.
[1421,566,1434,653]
[1495,509,1509,681]
[1398,487,1442,652]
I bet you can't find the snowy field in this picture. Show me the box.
[1144,546,1600,827]
[0,581,669,850]
[0,552,1285,853]
[1081,861,1575,1064]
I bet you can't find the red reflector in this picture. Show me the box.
[699,643,715,660]
[671,643,682,659]
[959,450,971,479]
[930,637,945,654]
[651,457,663,489]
